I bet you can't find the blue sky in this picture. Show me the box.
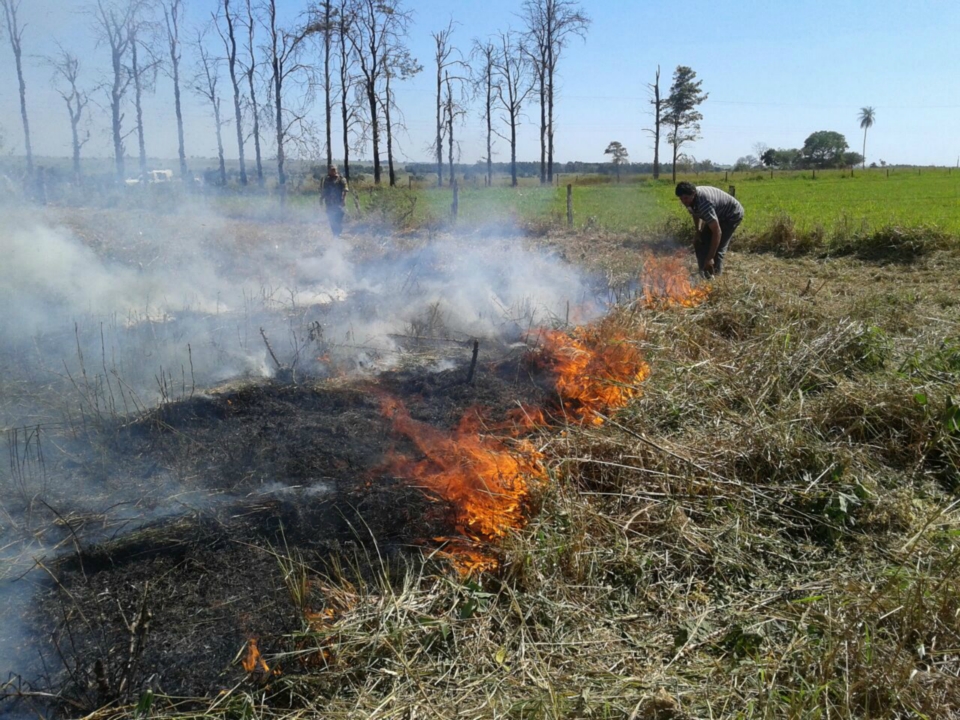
[2,0,958,168]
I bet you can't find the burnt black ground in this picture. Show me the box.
[4,345,553,718]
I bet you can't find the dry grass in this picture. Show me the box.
[59,244,960,720]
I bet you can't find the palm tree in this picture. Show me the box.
[858,106,876,169]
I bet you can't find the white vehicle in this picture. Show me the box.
[125,169,175,185]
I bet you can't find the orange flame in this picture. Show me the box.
[242,638,270,674]
[377,257,709,572]
[533,319,650,426]
[380,395,545,544]
[639,254,711,308]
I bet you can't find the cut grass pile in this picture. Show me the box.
[63,246,960,720]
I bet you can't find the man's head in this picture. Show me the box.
[328,165,339,177]
[675,181,696,207]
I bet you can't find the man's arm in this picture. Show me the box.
[703,218,721,271]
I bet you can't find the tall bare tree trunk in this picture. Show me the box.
[545,3,554,183]
[223,0,247,185]
[385,63,396,187]
[366,81,381,184]
[323,0,332,169]
[163,0,188,180]
[523,0,589,187]
[651,65,661,180]
[99,3,132,185]
[671,118,679,185]
[70,115,82,182]
[1,0,33,178]
[538,65,546,185]
[484,53,493,186]
[52,49,89,184]
[267,0,287,202]
[435,57,444,187]
[432,25,454,188]
[445,72,454,186]
[130,29,148,180]
[196,33,227,187]
[215,97,227,186]
[245,0,264,187]
[510,112,518,188]
[338,3,351,180]
[273,65,285,198]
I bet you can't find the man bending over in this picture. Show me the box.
[675,181,744,277]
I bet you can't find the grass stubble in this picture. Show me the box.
[3,201,960,719]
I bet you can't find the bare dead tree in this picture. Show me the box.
[48,46,91,183]
[322,0,334,169]
[264,0,310,203]
[384,47,420,187]
[1,0,33,178]
[445,71,455,184]
[335,0,360,180]
[429,22,468,188]
[216,0,247,184]
[492,30,532,188]
[442,66,468,187]
[384,51,397,186]
[522,0,589,184]
[128,4,162,181]
[646,64,663,180]
[242,0,264,186]
[471,38,497,187]
[430,21,459,187]
[93,0,137,184]
[523,26,546,185]
[192,27,227,187]
[161,0,188,180]
[303,0,337,169]
[347,0,413,185]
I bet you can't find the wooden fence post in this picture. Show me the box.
[728,185,736,198]
[452,180,459,221]
[566,184,573,228]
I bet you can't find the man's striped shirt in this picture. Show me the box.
[687,186,744,227]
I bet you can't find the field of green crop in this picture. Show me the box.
[402,168,960,238]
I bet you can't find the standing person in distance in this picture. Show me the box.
[675,181,744,277]
[321,165,349,237]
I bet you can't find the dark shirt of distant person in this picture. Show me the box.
[321,166,349,237]
[675,181,744,277]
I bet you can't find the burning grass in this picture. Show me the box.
[222,248,958,719]
[4,213,960,719]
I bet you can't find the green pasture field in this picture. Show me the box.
[406,168,960,238]
[18,156,957,243]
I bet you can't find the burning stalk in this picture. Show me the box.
[259,327,282,372]
[466,339,479,384]
[241,638,270,674]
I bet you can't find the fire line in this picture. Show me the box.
[377,258,708,574]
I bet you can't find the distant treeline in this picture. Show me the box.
[402,160,685,180]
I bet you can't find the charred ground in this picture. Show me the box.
[10,334,557,715]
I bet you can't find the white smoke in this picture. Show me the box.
[0,196,603,701]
